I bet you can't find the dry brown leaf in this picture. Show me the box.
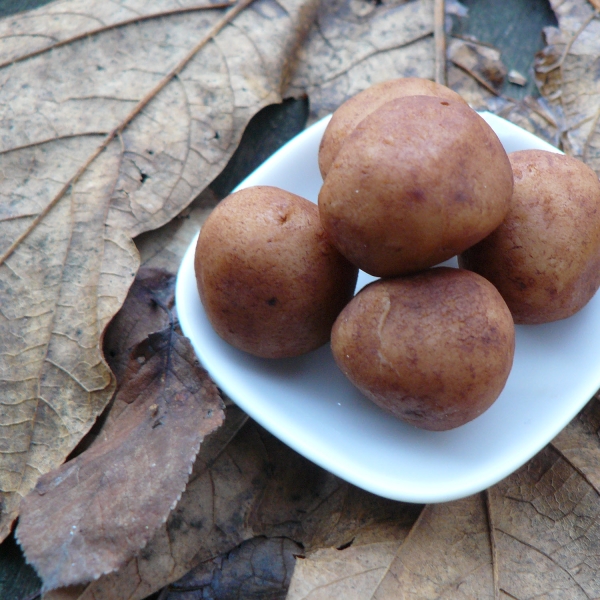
[286,522,416,599]
[45,420,419,600]
[287,0,436,122]
[534,42,563,102]
[287,439,600,599]
[67,267,177,461]
[288,541,404,600]
[448,37,507,94]
[16,327,225,591]
[42,416,281,600]
[534,0,600,169]
[288,494,494,599]
[103,268,176,382]
[0,0,320,541]
[374,494,494,599]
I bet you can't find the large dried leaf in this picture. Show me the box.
[286,522,416,599]
[287,495,493,599]
[0,0,319,541]
[66,266,177,461]
[45,419,420,600]
[373,495,494,599]
[0,1,228,67]
[535,0,600,170]
[16,327,225,590]
[286,436,600,599]
[0,143,131,540]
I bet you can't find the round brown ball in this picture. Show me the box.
[195,186,358,358]
[331,268,515,431]
[318,78,466,178]
[318,96,514,277]
[459,149,600,324]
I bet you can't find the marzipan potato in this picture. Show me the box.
[318,95,513,277]
[195,186,358,358]
[459,149,600,323]
[318,77,466,178]
[331,268,515,431]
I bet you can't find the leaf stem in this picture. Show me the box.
[0,0,257,268]
[434,0,446,85]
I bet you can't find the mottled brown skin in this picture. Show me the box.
[318,96,513,277]
[195,186,358,358]
[318,78,466,178]
[459,150,600,324]
[331,268,515,431]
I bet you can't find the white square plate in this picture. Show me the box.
[176,112,600,503]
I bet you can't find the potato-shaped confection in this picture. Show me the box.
[459,149,600,324]
[331,268,515,431]
[318,78,466,178]
[195,186,358,358]
[319,96,513,278]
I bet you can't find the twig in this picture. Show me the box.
[0,0,257,268]
[451,61,500,97]
[434,0,446,85]
[449,33,497,50]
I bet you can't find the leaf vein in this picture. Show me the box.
[495,527,592,596]
[0,3,235,71]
